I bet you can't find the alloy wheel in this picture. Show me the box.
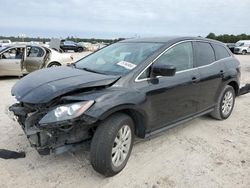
[111,125,132,167]
[221,90,234,116]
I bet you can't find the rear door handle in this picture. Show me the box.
[220,70,225,76]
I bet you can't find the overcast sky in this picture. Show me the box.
[1,0,249,39]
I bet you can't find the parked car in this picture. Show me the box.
[234,40,250,55]
[9,37,240,177]
[0,45,74,76]
[226,43,235,53]
[0,39,11,48]
[60,40,86,52]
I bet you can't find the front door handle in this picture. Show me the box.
[192,77,200,83]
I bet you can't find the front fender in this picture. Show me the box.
[63,87,147,122]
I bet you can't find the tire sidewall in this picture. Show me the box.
[219,86,235,119]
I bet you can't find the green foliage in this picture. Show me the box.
[3,33,250,44]
[206,33,250,43]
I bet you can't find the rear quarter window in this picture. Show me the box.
[194,42,215,67]
[212,44,231,60]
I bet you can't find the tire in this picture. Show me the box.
[59,48,64,53]
[210,85,235,120]
[242,50,247,55]
[47,62,61,67]
[77,47,83,52]
[62,48,67,52]
[90,113,134,177]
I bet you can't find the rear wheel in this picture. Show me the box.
[210,85,235,120]
[47,62,61,67]
[90,113,134,177]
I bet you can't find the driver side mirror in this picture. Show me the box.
[152,64,176,77]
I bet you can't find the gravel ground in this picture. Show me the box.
[0,55,249,188]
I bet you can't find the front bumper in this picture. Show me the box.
[234,48,242,54]
[9,103,96,155]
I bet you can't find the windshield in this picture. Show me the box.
[0,46,9,52]
[75,42,164,75]
[235,42,244,47]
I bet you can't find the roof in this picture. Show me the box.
[2,44,26,48]
[120,36,224,45]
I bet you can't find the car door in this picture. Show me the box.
[0,47,22,76]
[137,42,201,131]
[23,46,46,72]
[194,42,227,111]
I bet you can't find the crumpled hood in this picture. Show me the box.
[11,66,120,104]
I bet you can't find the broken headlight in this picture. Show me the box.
[39,100,94,125]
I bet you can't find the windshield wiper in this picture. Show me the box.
[81,67,105,75]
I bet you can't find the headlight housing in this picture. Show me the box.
[39,100,94,125]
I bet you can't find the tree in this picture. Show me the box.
[207,33,216,39]
[206,33,250,43]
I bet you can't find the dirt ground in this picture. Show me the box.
[0,54,249,188]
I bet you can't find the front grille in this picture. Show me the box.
[234,48,240,52]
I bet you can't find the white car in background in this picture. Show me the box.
[0,39,11,49]
[234,40,250,55]
[0,45,74,76]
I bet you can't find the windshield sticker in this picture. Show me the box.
[117,61,137,70]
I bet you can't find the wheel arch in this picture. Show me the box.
[98,106,148,138]
[227,80,239,95]
[47,61,61,67]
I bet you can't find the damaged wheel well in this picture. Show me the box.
[228,81,239,95]
[99,108,147,138]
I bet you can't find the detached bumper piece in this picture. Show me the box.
[9,103,94,155]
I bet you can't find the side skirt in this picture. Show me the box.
[145,108,214,138]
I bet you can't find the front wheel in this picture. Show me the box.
[90,113,134,177]
[76,47,83,52]
[242,50,247,55]
[210,85,235,120]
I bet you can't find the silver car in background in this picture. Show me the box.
[0,45,74,76]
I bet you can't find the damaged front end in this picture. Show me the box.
[8,66,121,155]
[9,100,97,155]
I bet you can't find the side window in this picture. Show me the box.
[1,48,24,59]
[194,42,215,67]
[212,44,231,60]
[27,47,44,57]
[64,41,75,45]
[14,48,24,59]
[138,67,150,79]
[1,48,16,59]
[154,42,194,72]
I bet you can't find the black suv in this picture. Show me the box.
[9,37,240,177]
[60,40,86,52]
